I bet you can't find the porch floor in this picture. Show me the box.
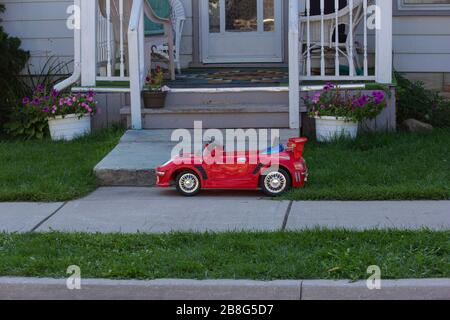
[91,66,384,92]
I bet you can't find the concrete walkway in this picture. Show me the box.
[0,187,449,233]
[94,129,300,186]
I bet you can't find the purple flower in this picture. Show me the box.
[22,97,30,105]
[51,89,59,98]
[372,91,385,104]
[42,107,50,113]
[312,92,321,104]
[352,95,369,108]
[323,82,335,91]
[32,98,40,106]
[36,84,45,93]
[87,90,95,98]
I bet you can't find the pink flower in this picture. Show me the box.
[312,92,321,104]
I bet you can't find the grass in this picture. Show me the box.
[0,230,448,280]
[0,128,449,202]
[0,128,123,202]
[284,129,450,201]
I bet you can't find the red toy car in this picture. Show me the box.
[156,137,308,197]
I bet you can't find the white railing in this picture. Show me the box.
[299,0,372,80]
[288,0,392,128]
[97,0,129,81]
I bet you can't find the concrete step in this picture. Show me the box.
[121,104,307,129]
[165,87,289,106]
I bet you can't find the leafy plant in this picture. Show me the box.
[0,3,30,130]
[396,72,450,128]
[18,56,71,98]
[4,85,51,139]
[304,82,387,122]
[5,84,97,139]
[145,66,165,91]
[4,57,73,139]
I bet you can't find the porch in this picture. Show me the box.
[56,0,394,131]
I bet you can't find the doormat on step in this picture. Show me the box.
[167,68,289,88]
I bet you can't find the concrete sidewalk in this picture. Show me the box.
[1,277,449,300]
[0,187,449,233]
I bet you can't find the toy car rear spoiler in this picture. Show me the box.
[287,138,308,160]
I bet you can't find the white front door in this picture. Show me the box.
[200,0,283,63]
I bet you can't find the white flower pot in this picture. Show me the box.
[48,114,91,141]
[315,116,358,142]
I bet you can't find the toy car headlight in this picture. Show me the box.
[294,161,305,171]
[156,171,166,177]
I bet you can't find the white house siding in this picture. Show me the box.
[1,0,74,73]
[393,16,450,73]
[392,16,450,91]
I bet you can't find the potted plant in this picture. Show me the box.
[46,89,97,141]
[143,66,167,108]
[305,83,387,142]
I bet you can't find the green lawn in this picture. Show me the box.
[284,129,450,200]
[0,230,448,280]
[0,128,123,202]
[0,129,449,202]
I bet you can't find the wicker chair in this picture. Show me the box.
[98,0,175,80]
[299,0,367,76]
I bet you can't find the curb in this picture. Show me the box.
[0,278,449,300]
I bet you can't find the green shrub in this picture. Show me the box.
[0,3,30,131]
[396,72,450,128]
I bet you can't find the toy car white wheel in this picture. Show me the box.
[260,169,291,197]
[176,171,201,197]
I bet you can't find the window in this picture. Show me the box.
[397,0,450,11]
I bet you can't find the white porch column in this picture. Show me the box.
[288,0,300,130]
[128,0,144,130]
[80,0,97,86]
[375,0,393,84]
